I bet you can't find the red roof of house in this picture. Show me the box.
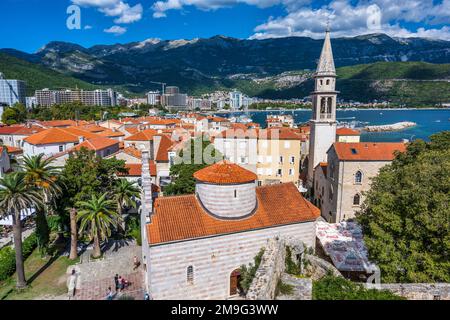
[124,129,158,141]
[333,142,406,161]
[72,137,119,152]
[24,128,80,145]
[336,127,360,136]
[4,146,23,154]
[155,135,173,162]
[119,161,156,176]
[193,161,257,184]
[147,182,320,245]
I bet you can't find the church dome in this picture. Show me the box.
[193,160,257,184]
[194,161,257,219]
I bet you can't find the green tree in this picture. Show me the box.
[21,154,61,254]
[0,172,43,288]
[1,103,27,125]
[357,131,450,283]
[76,193,121,258]
[112,179,141,216]
[164,138,221,196]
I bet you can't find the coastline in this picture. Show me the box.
[214,107,450,113]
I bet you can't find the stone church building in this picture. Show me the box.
[140,160,320,300]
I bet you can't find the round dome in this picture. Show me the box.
[193,161,257,185]
[194,161,257,219]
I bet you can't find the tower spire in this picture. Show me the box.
[316,27,335,76]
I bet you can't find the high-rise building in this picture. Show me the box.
[160,86,187,110]
[35,88,118,107]
[229,90,243,110]
[165,86,179,95]
[147,91,161,105]
[307,28,338,185]
[0,73,26,106]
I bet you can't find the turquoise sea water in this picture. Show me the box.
[219,109,450,142]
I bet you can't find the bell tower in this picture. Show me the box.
[307,27,338,185]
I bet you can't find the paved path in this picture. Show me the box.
[0,227,35,249]
[69,240,145,300]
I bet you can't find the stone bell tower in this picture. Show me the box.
[307,27,338,186]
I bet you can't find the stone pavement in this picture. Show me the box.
[68,240,145,300]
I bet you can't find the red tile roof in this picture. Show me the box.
[333,142,406,161]
[72,137,119,152]
[155,135,173,162]
[124,129,158,141]
[193,161,257,184]
[119,161,156,176]
[24,128,80,145]
[336,127,360,136]
[147,182,319,245]
[4,146,23,154]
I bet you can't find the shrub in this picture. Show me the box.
[239,248,265,294]
[0,232,38,282]
[275,279,294,297]
[312,275,404,300]
[285,246,301,275]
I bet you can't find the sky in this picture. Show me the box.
[1,0,449,53]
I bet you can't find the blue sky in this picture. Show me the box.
[1,0,449,53]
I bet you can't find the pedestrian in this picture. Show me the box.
[133,255,140,270]
[118,276,124,292]
[106,287,114,300]
[114,274,120,292]
[67,269,77,299]
[144,292,150,300]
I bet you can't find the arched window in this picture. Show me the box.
[353,194,361,206]
[355,171,363,184]
[320,97,326,113]
[187,266,194,284]
[326,79,330,85]
[327,97,333,114]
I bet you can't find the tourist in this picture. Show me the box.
[114,274,120,292]
[144,293,150,300]
[133,255,140,270]
[106,287,114,300]
[67,269,77,298]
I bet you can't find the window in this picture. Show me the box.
[329,185,333,200]
[289,168,294,176]
[355,171,363,184]
[187,266,194,284]
[59,145,63,152]
[234,190,237,198]
[326,79,330,85]
[351,148,358,155]
[329,164,334,179]
[353,194,361,206]
[277,169,282,176]
[290,156,295,164]
[257,181,262,186]
[320,80,323,85]
[279,156,283,164]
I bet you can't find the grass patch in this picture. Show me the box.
[275,279,294,297]
[0,249,79,300]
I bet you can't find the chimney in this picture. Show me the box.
[79,136,85,144]
[141,150,153,222]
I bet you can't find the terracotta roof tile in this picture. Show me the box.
[24,128,80,145]
[124,129,158,141]
[118,161,156,176]
[156,135,173,162]
[193,161,257,184]
[333,142,406,161]
[71,137,119,152]
[336,127,360,136]
[147,183,319,245]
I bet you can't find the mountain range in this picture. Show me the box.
[1,33,450,105]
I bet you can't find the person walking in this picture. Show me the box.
[67,269,77,299]
[106,287,114,300]
[114,274,120,292]
[133,255,140,270]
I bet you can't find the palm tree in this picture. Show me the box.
[76,193,120,259]
[0,172,43,288]
[21,154,61,252]
[69,207,78,260]
[112,179,141,216]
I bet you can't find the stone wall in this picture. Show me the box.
[246,238,285,300]
[303,254,342,281]
[363,283,450,300]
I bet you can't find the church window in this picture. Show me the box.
[353,194,361,206]
[320,98,326,113]
[327,97,333,114]
[355,171,363,184]
[187,266,194,284]
[326,79,330,85]
[320,80,323,85]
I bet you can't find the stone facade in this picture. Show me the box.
[196,181,257,218]
[315,146,392,222]
[145,221,316,300]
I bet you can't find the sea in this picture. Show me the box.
[217,109,450,142]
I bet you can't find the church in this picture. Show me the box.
[306,28,407,222]
[139,157,319,300]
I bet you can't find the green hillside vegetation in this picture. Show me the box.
[0,53,98,95]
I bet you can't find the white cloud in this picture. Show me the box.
[72,0,142,24]
[150,0,450,40]
[104,25,127,35]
